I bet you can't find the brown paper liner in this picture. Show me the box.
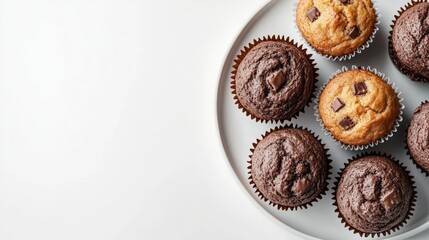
[230,35,318,123]
[405,100,429,177]
[388,0,429,83]
[332,152,417,238]
[248,124,332,211]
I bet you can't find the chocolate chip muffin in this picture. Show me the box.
[232,36,317,122]
[296,0,377,58]
[318,68,400,147]
[249,126,330,210]
[407,101,429,175]
[389,2,429,82]
[335,155,415,237]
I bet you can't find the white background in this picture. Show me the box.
[1,0,428,239]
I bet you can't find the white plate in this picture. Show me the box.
[216,0,429,239]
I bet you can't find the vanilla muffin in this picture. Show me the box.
[296,0,376,57]
[318,69,400,146]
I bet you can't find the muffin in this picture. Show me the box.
[249,125,330,210]
[231,36,317,122]
[389,1,429,82]
[318,67,401,148]
[296,0,377,59]
[406,101,429,175]
[334,154,416,237]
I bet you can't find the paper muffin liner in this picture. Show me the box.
[314,65,405,151]
[230,35,319,124]
[332,152,417,238]
[293,0,380,61]
[247,124,332,211]
[405,100,429,177]
[388,0,429,83]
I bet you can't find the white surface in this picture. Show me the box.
[0,0,428,240]
[217,0,429,239]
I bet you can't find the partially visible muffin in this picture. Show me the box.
[335,155,415,237]
[232,37,316,122]
[389,2,429,82]
[407,101,429,175]
[296,0,376,57]
[318,68,400,146]
[250,127,329,210]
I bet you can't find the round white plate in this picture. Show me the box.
[216,0,429,239]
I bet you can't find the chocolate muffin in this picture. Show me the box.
[249,126,330,210]
[318,68,401,147]
[335,154,415,237]
[407,101,429,175]
[389,2,429,82]
[296,0,377,59]
[232,36,317,122]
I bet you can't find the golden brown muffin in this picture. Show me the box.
[319,69,400,146]
[296,0,376,57]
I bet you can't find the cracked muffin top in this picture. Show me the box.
[407,102,429,174]
[390,2,429,82]
[296,0,376,57]
[336,155,414,234]
[234,40,315,121]
[251,127,329,208]
[318,69,400,146]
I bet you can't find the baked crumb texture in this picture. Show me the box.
[319,69,400,146]
[334,154,416,237]
[297,0,376,56]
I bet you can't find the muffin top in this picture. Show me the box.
[318,69,400,146]
[407,102,429,173]
[251,128,328,208]
[235,40,315,121]
[296,0,376,56]
[391,2,429,81]
[336,155,413,234]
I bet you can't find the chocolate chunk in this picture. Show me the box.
[267,71,286,92]
[339,116,355,131]
[352,82,368,95]
[331,98,345,112]
[307,7,320,22]
[292,178,310,196]
[296,162,309,176]
[348,26,361,39]
[381,190,401,211]
[362,175,380,201]
[340,0,350,5]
